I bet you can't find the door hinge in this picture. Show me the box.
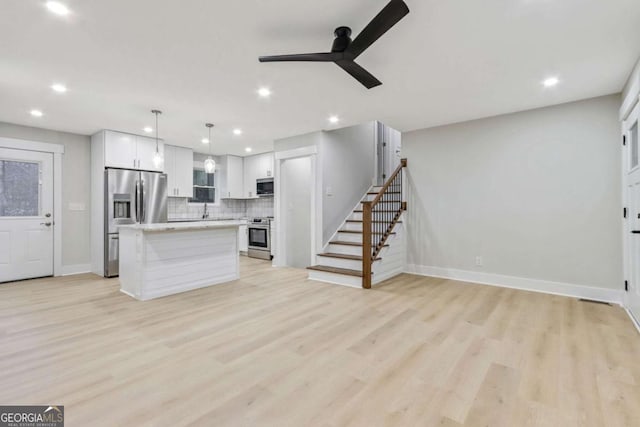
[625,280,629,291]
[623,135,627,146]
[624,207,628,218]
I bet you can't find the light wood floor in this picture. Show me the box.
[1,257,639,426]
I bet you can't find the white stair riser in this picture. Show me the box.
[327,244,361,256]
[336,232,362,243]
[308,270,362,288]
[343,222,363,231]
[351,212,363,221]
[316,257,376,271]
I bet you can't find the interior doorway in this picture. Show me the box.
[281,156,312,268]
[376,122,402,186]
[624,101,640,323]
[0,147,54,282]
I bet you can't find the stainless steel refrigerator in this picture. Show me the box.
[104,168,167,277]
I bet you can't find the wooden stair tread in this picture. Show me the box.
[307,265,364,277]
[367,191,401,195]
[346,220,402,223]
[318,252,381,261]
[354,210,398,213]
[329,240,390,247]
[339,230,396,235]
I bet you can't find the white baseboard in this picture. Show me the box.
[60,264,92,276]
[626,309,640,335]
[405,264,624,305]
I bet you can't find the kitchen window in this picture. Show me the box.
[189,168,216,204]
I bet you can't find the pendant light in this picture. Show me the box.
[204,123,216,174]
[151,109,164,169]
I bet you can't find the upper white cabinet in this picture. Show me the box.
[103,130,164,172]
[136,135,164,172]
[104,131,137,169]
[243,152,274,198]
[219,155,244,199]
[165,145,194,197]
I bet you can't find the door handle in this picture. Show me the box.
[140,180,145,222]
[632,231,640,234]
[40,222,52,227]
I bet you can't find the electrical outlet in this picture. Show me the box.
[475,256,483,267]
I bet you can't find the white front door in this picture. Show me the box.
[624,102,640,322]
[0,148,54,283]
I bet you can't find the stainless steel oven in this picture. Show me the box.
[248,218,271,260]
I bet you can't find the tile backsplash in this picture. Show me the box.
[168,197,274,220]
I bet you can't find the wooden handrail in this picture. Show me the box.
[370,158,407,207]
[362,158,407,289]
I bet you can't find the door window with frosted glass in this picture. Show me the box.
[0,160,40,217]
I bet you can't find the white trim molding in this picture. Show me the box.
[405,264,624,305]
[0,136,65,277]
[273,145,321,268]
[626,308,640,335]
[61,264,92,276]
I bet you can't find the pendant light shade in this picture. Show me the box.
[151,109,164,168]
[204,123,216,174]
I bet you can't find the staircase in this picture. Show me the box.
[307,159,407,288]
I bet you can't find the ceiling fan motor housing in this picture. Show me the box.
[332,26,353,52]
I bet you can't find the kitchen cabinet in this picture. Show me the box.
[136,135,164,172]
[219,155,244,199]
[239,225,248,253]
[104,130,164,172]
[242,152,274,198]
[165,145,194,197]
[104,131,137,169]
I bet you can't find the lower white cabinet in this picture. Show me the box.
[239,225,248,252]
[165,145,194,197]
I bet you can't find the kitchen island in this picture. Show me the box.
[118,220,245,301]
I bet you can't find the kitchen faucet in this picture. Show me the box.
[202,203,210,219]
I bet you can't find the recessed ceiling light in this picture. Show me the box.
[46,1,70,16]
[201,138,210,144]
[245,147,252,153]
[30,109,43,117]
[233,128,243,136]
[143,127,153,133]
[328,115,340,124]
[258,87,271,98]
[51,83,67,93]
[543,77,560,88]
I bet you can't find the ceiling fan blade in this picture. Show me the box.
[335,60,382,89]
[347,0,410,59]
[259,52,341,62]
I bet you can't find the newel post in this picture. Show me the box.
[362,201,372,289]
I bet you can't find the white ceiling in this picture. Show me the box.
[1,0,639,156]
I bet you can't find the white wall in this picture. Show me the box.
[403,94,622,291]
[322,122,376,243]
[0,122,91,270]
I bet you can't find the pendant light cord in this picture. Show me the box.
[152,109,162,153]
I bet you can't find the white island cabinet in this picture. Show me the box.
[118,221,244,301]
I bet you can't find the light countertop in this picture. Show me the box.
[119,220,247,232]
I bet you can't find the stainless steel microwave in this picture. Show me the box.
[256,178,274,197]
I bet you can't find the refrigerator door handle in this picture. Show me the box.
[134,180,140,222]
[140,180,145,222]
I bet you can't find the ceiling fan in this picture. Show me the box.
[258,0,410,89]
